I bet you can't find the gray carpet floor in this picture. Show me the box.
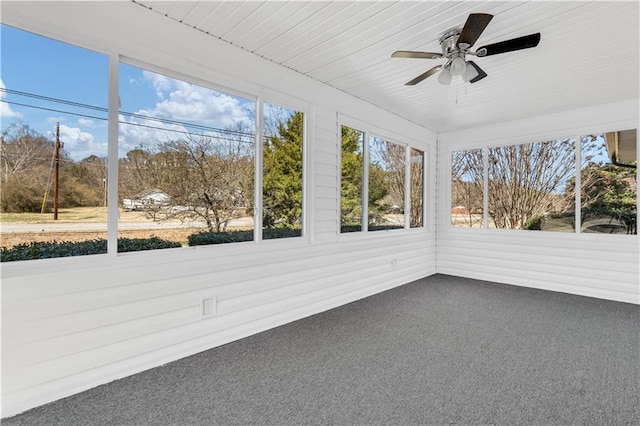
[3,274,639,425]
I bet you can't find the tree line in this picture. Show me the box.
[1,123,107,213]
[8,119,628,235]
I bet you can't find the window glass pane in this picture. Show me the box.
[410,148,425,228]
[488,139,575,231]
[580,131,637,234]
[368,137,405,231]
[1,25,108,261]
[341,125,364,233]
[118,64,256,250]
[451,149,483,228]
[262,103,303,239]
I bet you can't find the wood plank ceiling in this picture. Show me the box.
[108,1,640,132]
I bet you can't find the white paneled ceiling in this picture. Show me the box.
[133,0,639,133]
[5,1,638,133]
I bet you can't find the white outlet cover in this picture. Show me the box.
[201,296,217,318]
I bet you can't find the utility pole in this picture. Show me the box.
[53,122,63,220]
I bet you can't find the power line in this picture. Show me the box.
[1,99,256,145]
[2,99,108,122]
[1,88,108,113]
[1,87,256,138]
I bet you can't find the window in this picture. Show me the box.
[410,148,425,228]
[580,131,637,234]
[488,139,575,231]
[1,25,313,262]
[118,63,257,249]
[340,123,425,233]
[340,125,364,232]
[451,149,483,228]
[262,102,304,240]
[368,137,406,231]
[1,25,109,260]
[450,131,637,235]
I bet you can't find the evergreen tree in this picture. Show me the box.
[340,126,364,228]
[262,111,304,229]
[577,162,637,233]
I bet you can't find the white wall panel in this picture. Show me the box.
[0,2,435,418]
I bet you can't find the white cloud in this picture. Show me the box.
[0,78,22,119]
[140,71,253,129]
[46,116,68,124]
[51,124,107,161]
[77,117,96,127]
[117,70,255,158]
[118,113,187,157]
[142,70,173,99]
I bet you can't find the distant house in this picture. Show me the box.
[123,189,170,211]
[451,205,468,214]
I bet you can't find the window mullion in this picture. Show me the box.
[404,145,411,229]
[362,132,369,232]
[575,135,581,234]
[107,53,119,256]
[255,98,264,243]
[483,147,489,229]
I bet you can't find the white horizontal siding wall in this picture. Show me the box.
[0,2,436,417]
[437,99,640,304]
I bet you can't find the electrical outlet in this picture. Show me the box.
[201,296,216,318]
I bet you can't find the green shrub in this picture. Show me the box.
[368,224,404,231]
[341,224,403,233]
[524,214,544,230]
[1,237,181,262]
[340,225,362,233]
[117,237,181,252]
[188,230,254,246]
[263,227,302,240]
[1,239,107,262]
[188,227,303,245]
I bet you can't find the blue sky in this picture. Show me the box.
[1,24,256,161]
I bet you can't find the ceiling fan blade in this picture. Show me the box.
[457,13,493,48]
[477,32,541,56]
[392,51,443,59]
[467,61,487,83]
[405,66,443,86]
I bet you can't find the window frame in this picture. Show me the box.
[0,23,314,262]
[447,127,638,236]
[338,114,428,238]
[259,98,309,243]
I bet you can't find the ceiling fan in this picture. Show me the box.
[392,13,541,86]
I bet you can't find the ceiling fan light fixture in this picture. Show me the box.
[450,56,466,76]
[438,66,452,85]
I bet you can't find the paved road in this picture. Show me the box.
[0,217,254,233]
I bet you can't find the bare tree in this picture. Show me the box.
[368,138,405,227]
[1,123,52,182]
[409,148,424,227]
[451,149,484,227]
[1,123,54,212]
[451,141,576,230]
[488,139,575,229]
[119,125,255,232]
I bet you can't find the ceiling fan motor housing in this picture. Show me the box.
[439,28,463,56]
